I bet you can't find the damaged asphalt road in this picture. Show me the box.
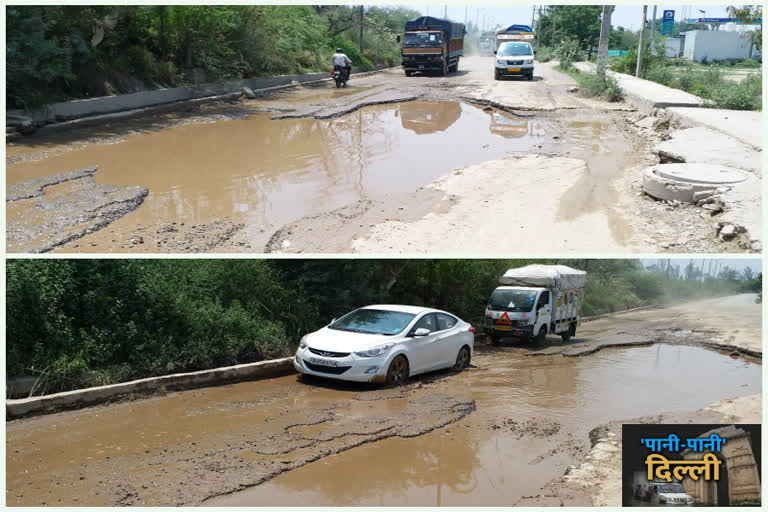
[6,58,759,254]
[6,295,761,506]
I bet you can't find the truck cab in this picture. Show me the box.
[484,285,581,344]
[402,16,465,77]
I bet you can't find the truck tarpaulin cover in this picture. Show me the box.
[499,265,587,289]
[405,16,466,39]
[499,24,533,33]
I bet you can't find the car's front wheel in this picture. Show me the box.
[385,355,409,386]
[454,346,471,370]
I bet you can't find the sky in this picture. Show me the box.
[413,5,733,31]
[638,258,762,276]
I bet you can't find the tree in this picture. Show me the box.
[742,266,754,281]
[727,5,763,52]
[596,6,615,79]
[535,5,602,51]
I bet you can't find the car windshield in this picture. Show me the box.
[488,289,537,312]
[498,44,532,56]
[404,32,442,47]
[329,309,416,335]
[658,484,686,493]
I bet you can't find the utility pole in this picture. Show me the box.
[635,5,647,77]
[444,5,447,18]
[649,5,658,51]
[597,5,615,79]
[359,5,364,54]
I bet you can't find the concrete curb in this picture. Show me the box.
[6,356,296,419]
[17,65,398,131]
[582,304,659,322]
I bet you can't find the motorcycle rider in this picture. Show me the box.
[332,48,352,80]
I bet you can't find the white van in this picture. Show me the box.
[494,41,535,80]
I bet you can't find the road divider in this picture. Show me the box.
[6,356,296,419]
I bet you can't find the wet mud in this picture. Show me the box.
[6,166,148,253]
[205,343,759,506]
[7,337,759,507]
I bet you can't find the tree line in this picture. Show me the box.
[6,259,759,394]
[6,5,420,109]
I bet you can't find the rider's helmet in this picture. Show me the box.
[336,48,343,53]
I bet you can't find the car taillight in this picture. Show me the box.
[468,327,475,334]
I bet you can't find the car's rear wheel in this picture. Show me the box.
[385,355,409,386]
[454,346,471,370]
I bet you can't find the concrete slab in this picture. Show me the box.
[654,126,762,175]
[643,163,750,202]
[666,107,762,150]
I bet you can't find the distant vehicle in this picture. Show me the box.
[479,35,494,54]
[483,264,586,344]
[495,24,535,52]
[294,305,474,385]
[494,41,535,80]
[401,16,466,76]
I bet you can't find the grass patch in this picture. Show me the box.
[557,66,623,102]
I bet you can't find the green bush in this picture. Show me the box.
[709,73,762,110]
[535,45,554,63]
[555,37,581,70]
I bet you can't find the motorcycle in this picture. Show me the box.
[331,67,349,88]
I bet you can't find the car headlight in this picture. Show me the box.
[497,59,505,64]
[525,59,533,64]
[355,344,393,358]
[299,335,308,349]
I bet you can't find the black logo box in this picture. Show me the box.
[622,424,761,507]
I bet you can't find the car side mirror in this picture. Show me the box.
[493,50,497,55]
[413,328,431,337]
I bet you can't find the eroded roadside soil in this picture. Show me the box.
[6,58,751,253]
[6,296,761,507]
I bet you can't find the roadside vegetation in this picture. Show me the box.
[610,46,762,111]
[7,259,760,394]
[532,5,762,111]
[6,5,419,109]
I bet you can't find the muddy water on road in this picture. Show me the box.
[223,345,755,506]
[7,345,759,506]
[7,101,628,252]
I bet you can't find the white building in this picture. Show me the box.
[681,29,758,62]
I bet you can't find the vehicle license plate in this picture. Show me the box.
[508,67,521,72]
[310,358,338,367]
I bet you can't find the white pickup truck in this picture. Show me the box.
[483,264,586,344]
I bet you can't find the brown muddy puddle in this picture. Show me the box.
[207,344,760,506]
[7,344,757,506]
[6,101,625,252]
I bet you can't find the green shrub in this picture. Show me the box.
[555,37,581,70]
[535,45,554,63]
[709,73,762,110]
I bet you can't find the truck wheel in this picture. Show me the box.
[535,326,547,345]
[569,323,577,337]
[560,330,571,343]
[405,70,412,77]
[527,71,534,81]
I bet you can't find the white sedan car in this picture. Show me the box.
[294,305,474,385]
